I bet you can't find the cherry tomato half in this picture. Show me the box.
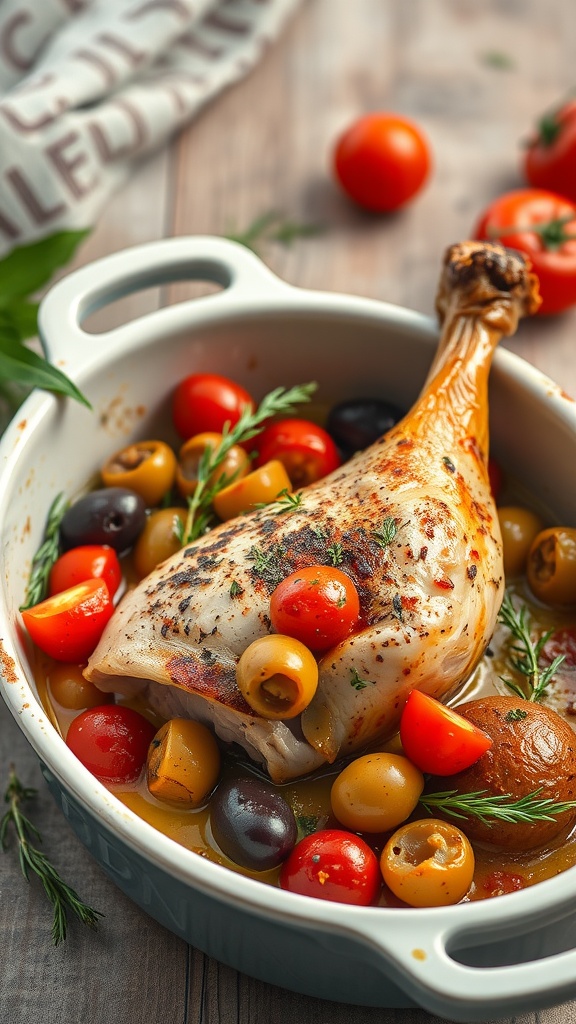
[172,373,255,441]
[49,545,122,599]
[21,579,114,663]
[270,565,360,652]
[399,690,492,776]
[254,419,341,488]
[524,98,576,205]
[333,112,432,212]
[474,188,576,315]
[279,829,381,906]
[66,705,156,783]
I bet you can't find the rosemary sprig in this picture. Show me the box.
[1,766,103,944]
[421,786,576,826]
[20,492,68,610]
[372,516,398,549]
[497,592,565,701]
[256,488,304,515]
[225,211,324,254]
[180,382,317,544]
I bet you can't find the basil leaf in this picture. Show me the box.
[0,300,40,341]
[0,229,89,299]
[0,330,91,408]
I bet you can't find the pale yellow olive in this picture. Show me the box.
[146,718,221,807]
[330,753,424,833]
[236,634,318,719]
[381,818,475,907]
[497,505,544,578]
[132,507,186,579]
[48,662,112,710]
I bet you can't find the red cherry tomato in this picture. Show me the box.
[254,419,341,487]
[399,690,492,776]
[66,705,156,783]
[279,829,381,906]
[21,579,114,663]
[270,565,360,652]
[473,188,576,315]
[333,112,432,212]
[524,99,576,204]
[49,545,122,599]
[172,373,255,441]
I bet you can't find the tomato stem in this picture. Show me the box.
[488,213,576,251]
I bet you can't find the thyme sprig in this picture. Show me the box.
[179,382,317,544]
[497,592,565,701]
[20,492,68,610]
[256,488,304,515]
[372,516,398,549]
[1,766,103,944]
[421,786,576,826]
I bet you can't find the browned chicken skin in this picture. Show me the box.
[86,242,540,782]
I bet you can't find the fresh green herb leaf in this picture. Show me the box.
[0,329,91,409]
[480,50,515,70]
[247,544,286,586]
[295,814,320,840]
[229,580,244,598]
[350,668,373,691]
[310,523,329,540]
[326,542,343,566]
[505,708,528,722]
[498,592,565,701]
[225,212,323,255]
[256,488,304,515]
[0,231,89,301]
[420,787,576,826]
[372,516,398,549]
[20,492,68,610]
[181,382,316,543]
[1,766,103,944]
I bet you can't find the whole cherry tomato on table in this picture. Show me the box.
[524,98,576,204]
[473,188,576,315]
[399,690,492,776]
[48,545,122,599]
[21,579,114,663]
[172,372,255,440]
[270,565,360,652]
[254,419,341,487]
[280,829,381,906]
[333,112,432,212]
[66,705,157,783]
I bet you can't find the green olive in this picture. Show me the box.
[330,752,424,833]
[48,663,113,710]
[497,506,544,578]
[527,526,576,606]
[147,718,221,807]
[101,440,177,507]
[381,819,475,907]
[132,507,186,579]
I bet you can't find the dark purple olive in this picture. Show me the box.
[210,776,297,871]
[326,397,405,456]
[60,487,147,553]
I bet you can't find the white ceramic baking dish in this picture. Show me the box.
[2,235,576,1023]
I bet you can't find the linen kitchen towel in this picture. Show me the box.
[0,0,300,256]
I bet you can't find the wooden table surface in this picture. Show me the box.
[3,2,576,1022]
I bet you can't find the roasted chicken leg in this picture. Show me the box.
[86,242,540,782]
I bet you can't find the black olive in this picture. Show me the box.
[326,397,405,457]
[60,487,147,553]
[210,776,297,871]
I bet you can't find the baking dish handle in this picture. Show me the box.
[353,909,576,1021]
[38,234,294,369]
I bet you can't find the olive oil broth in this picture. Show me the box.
[35,575,576,907]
